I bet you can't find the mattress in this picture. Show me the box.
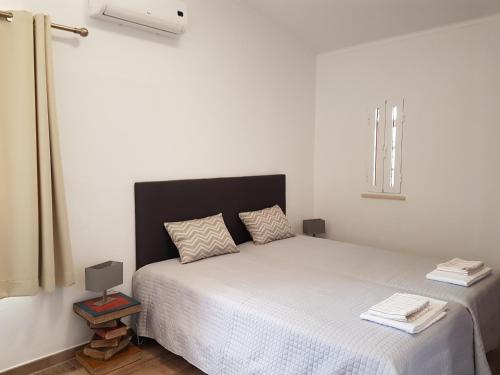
[133,236,500,375]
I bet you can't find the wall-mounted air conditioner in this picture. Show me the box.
[89,0,187,36]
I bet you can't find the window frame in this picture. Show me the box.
[366,99,404,196]
[367,103,386,193]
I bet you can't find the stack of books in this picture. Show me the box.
[360,293,447,334]
[426,258,492,287]
[73,292,142,368]
[84,320,130,360]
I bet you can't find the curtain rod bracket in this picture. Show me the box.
[0,10,13,21]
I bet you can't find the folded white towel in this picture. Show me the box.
[367,293,429,322]
[427,266,491,287]
[361,297,448,334]
[368,305,431,322]
[437,258,484,276]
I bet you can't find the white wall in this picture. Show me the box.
[0,0,316,370]
[314,16,500,269]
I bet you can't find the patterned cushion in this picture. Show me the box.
[239,205,295,245]
[164,213,238,264]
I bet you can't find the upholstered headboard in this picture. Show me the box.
[134,174,286,269]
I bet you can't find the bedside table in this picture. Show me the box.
[303,218,326,237]
[73,292,143,375]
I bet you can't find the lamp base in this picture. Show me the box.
[92,290,116,306]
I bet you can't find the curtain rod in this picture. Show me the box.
[0,10,89,37]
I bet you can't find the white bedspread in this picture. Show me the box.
[133,236,500,375]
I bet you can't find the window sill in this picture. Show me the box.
[361,193,406,201]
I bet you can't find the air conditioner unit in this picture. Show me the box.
[89,0,187,36]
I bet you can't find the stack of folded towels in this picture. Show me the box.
[426,258,492,287]
[360,293,447,334]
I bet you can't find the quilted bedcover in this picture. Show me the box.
[133,236,500,375]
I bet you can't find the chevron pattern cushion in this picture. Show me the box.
[239,205,295,245]
[164,213,238,264]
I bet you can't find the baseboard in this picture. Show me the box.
[0,343,87,375]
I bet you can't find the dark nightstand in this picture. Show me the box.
[73,292,143,375]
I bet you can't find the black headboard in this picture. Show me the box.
[134,174,286,269]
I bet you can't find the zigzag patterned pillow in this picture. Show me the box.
[239,205,295,245]
[164,213,238,264]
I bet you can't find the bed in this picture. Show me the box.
[132,175,500,375]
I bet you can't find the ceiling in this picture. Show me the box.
[244,0,500,52]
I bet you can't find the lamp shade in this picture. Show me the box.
[303,219,326,236]
[85,261,123,292]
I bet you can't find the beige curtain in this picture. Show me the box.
[0,11,74,298]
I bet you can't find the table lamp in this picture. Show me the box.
[303,219,326,237]
[85,261,123,306]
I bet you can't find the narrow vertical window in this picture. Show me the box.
[366,99,404,195]
[389,106,398,188]
[383,100,404,193]
[367,104,385,193]
[372,108,380,187]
